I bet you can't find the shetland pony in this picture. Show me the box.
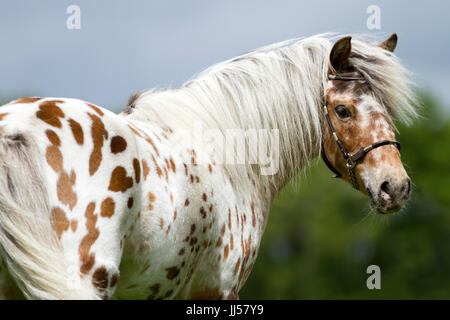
[0,34,418,299]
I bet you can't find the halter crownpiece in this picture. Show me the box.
[321,74,401,190]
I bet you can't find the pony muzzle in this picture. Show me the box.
[372,177,411,214]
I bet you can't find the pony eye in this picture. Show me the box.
[334,105,352,119]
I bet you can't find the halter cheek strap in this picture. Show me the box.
[321,75,401,190]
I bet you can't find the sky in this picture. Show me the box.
[1,0,449,113]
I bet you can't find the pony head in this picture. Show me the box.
[321,34,417,214]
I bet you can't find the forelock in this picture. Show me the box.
[348,37,420,126]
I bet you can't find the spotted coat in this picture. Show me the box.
[0,97,270,299]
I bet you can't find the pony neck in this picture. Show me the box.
[128,38,330,195]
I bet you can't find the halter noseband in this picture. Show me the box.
[321,74,401,190]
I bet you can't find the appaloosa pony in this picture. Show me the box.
[0,34,418,299]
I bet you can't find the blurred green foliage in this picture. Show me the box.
[240,93,450,299]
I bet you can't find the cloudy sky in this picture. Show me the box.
[1,0,449,112]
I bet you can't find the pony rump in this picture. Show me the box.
[0,131,99,299]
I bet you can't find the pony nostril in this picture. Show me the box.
[377,179,410,212]
[403,178,411,198]
[380,180,391,194]
[380,180,393,201]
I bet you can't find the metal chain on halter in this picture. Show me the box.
[321,74,402,190]
[346,161,359,190]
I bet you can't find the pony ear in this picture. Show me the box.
[329,36,352,72]
[379,33,398,52]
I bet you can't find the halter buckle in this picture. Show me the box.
[345,157,356,169]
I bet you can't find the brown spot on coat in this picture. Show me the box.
[251,203,256,227]
[46,146,63,173]
[150,283,160,295]
[233,258,241,277]
[11,97,41,104]
[108,166,133,192]
[80,254,95,275]
[148,192,156,210]
[100,197,115,218]
[221,224,226,236]
[163,290,173,299]
[142,160,150,179]
[200,207,206,219]
[127,124,143,138]
[238,235,252,284]
[169,157,176,173]
[152,155,162,178]
[190,224,196,235]
[145,137,159,157]
[68,119,84,145]
[127,197,134,209]
[46,130,60,146]
[71,220,78,232]
[165,266,180,280]
[0,113,8,121]
[57,170,77,210]
[36,100,65,128]
[110,136,127,154]
[51,207,69,239]
[224,245,229,260]
[79,202,99,274]
[133,158,141,183]
[110,273,120,288]
[87,103,104,116]
[88,113,108,176]
[173,209,177,221]
[92,267,109,291]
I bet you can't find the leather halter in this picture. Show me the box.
[321,74,401,190]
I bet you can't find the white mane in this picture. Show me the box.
[126,34,419,192]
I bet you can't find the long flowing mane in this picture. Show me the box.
[125,34,419,192]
